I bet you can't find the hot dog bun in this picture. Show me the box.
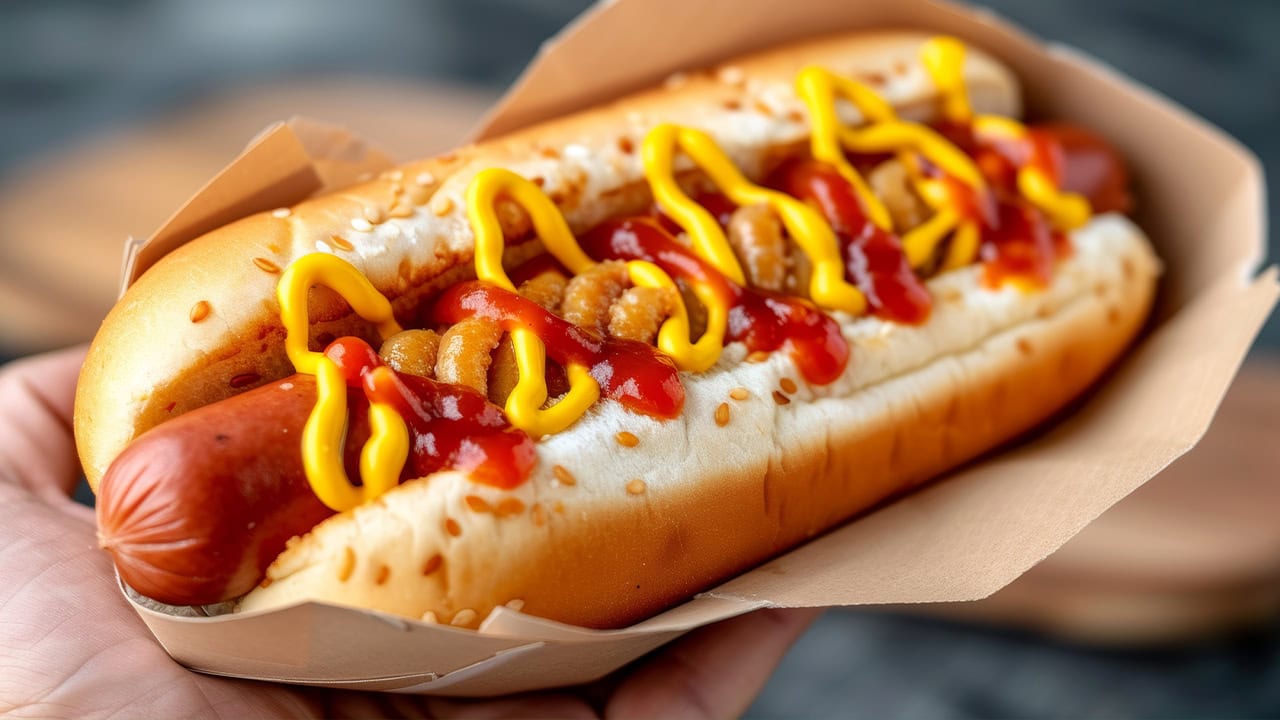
[75,31,1018,488]
[76,31,1159,629]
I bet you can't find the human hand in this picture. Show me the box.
[0,346,820,719]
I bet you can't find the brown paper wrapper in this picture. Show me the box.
[115,0,1277,697]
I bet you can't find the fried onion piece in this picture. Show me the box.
[435,317,502,394]
[868,158,930,232]
[488,335,520,406]
[608,285,679,344]
[518,270,568,314]
[561,260,628,334]
[727,203,789,292]
[379,329,441,379]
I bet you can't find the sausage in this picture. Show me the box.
[1031,123,1132,215]
[95,375,366,606]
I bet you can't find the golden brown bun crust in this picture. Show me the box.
[74,30,1019,489]
[238,218,1159,628]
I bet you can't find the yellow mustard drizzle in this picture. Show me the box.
[642,123,867,316]
[277,253,408,512]
[797,61,989,270]
[466,168,599,437]
[278,35,1099,505]
[466,167,724,437]
[923,36,1090,231]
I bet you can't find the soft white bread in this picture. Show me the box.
[74,30,1159,630]
[237,216,1158,628]
[75,31,1019,488]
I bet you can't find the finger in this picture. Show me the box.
[422,691,596,719]
[607,607,823,720]
[0,345,88,505]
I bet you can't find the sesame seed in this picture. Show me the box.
[617,137,635,154]
[383,169,404,182]
[422,554,443,576]
[506,598,526,612]
[553,501,565,514]
[532,503,547,527]
[337,546,355,582]
[539,146,560,159]
[779,377,798,394]
[716,65,745,85]
[787,109,806,124]
[408,187,432,206]
[444,518,462,537]
[258,576,273,589]
[1017,338,1033,355]
[615,431,640,447]
[351,217,373,232]
[496,498,526,517]
[252,257,281,274]
[753,99,774,116]
[375,564,390,585]
[389,204,414,218]
[626,479,647,495]
[858,71,888,87]
[715,402,730,427]
[415,171,435,186]
[747,350,770,363]
[271,207,291,218]
[363,206,384,224]
[664,71,689,89]
[772,390,791,406]
[722,98,742,111]
[356,171,374,182]
[451,609,477,627]
[330,235,354,251]
[431,196,455,216]
[563,144,590,160]
[421,611,439,624]
[729,387,750,401]
[552,464,577,487]
[189,300,211,323]
[464,495,491,513]
[438,152,458,164]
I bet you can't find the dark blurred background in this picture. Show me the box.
[2,1,1277,717]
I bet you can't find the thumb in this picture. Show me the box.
[0,345,90,512]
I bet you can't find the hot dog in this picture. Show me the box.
[77,31,1159,629]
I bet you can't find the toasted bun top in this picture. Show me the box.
[75,31,1019,487]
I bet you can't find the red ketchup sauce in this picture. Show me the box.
[431,282,685,420]
[323,336,537,489]
[929,120,1129,287]
[581,217,849,386]
[762,161,933,325]
[933,121,1131,215]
